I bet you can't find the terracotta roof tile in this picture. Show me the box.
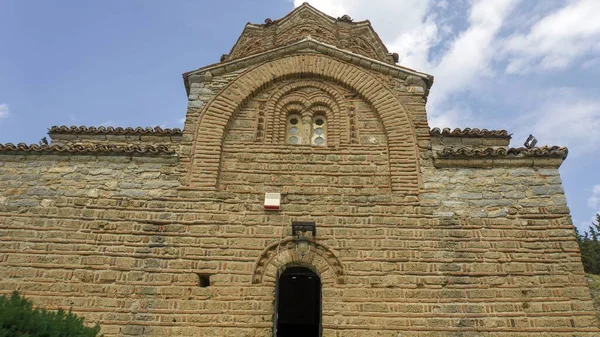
[438,146,568,159]
[0,143,176,155]
[430,127,510,138]
[48,125,182,135]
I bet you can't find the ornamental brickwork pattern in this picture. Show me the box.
[0,3,598,337]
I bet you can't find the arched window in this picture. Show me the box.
[311,115,327,146]
[286,113,327,146]
[286,114,302,145]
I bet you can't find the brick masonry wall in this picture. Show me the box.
[1,51,598,337]
[183,53,422,195]
[218,78,392,194]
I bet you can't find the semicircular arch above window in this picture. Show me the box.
[265,81,343,146]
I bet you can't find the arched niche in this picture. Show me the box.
[269,90,338,145]
[186,54,420,194]
[264,80,346,145]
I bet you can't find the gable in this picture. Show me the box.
[224,3,396,64]
[183,53,423,195]
[183,37,434,97]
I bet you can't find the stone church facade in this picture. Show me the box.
[1,4,598,337]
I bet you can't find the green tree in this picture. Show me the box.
[0,291,101,337]
[576,214,600,275]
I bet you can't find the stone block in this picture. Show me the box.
[0,9,596,336]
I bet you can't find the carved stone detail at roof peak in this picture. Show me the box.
[337,14,353,23]
[226,3,394,64]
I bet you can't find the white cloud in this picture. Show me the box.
[386,14,439,73]
[513,89,600,155]
[295,0,437,71]
[293,0,347,20]
[581,57,600,70]
[297,0,598,134]
[0,104,9,119]
[295,1,600,232]
[426,0,519,110]
[296,0,520,128]
[580,184,600,231]
[428,104,478,129]
[588,185,600,209]
[502,0,600,74]
[294,0,433,43]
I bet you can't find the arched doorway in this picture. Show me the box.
[274,267,321,337]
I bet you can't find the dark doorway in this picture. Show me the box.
[275,267,321,337]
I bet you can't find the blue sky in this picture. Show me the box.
[1,0,599,232]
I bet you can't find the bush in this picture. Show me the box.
[0,291,101,337]
[576,214,600,275]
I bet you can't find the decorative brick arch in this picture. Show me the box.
[273,94,339,145]
[252,238,344,285]
[265,80,346,145]
[187,54,420,194]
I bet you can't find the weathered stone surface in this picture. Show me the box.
[0,4,597,337]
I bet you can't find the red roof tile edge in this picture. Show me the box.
[48,126,182,135]
[0,143,176,155]
[430,127,511,138]
[438,146,568,159]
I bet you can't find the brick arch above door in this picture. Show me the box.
[252,237,344,286]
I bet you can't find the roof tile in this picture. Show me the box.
[430,127,510,138]
[0,143,176,155]
[48,125,182,135]
[438,146,568,159]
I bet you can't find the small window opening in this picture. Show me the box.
[287,114,302,145]
[286,113,327,146]
[312,115,327,146]
[197,273,211,288]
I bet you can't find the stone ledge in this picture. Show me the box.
[439,146,568,158]
[434,157,565,168]
[434,146,568,168]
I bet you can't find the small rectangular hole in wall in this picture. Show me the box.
[570,319,575,328]
[197,273,211,288]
